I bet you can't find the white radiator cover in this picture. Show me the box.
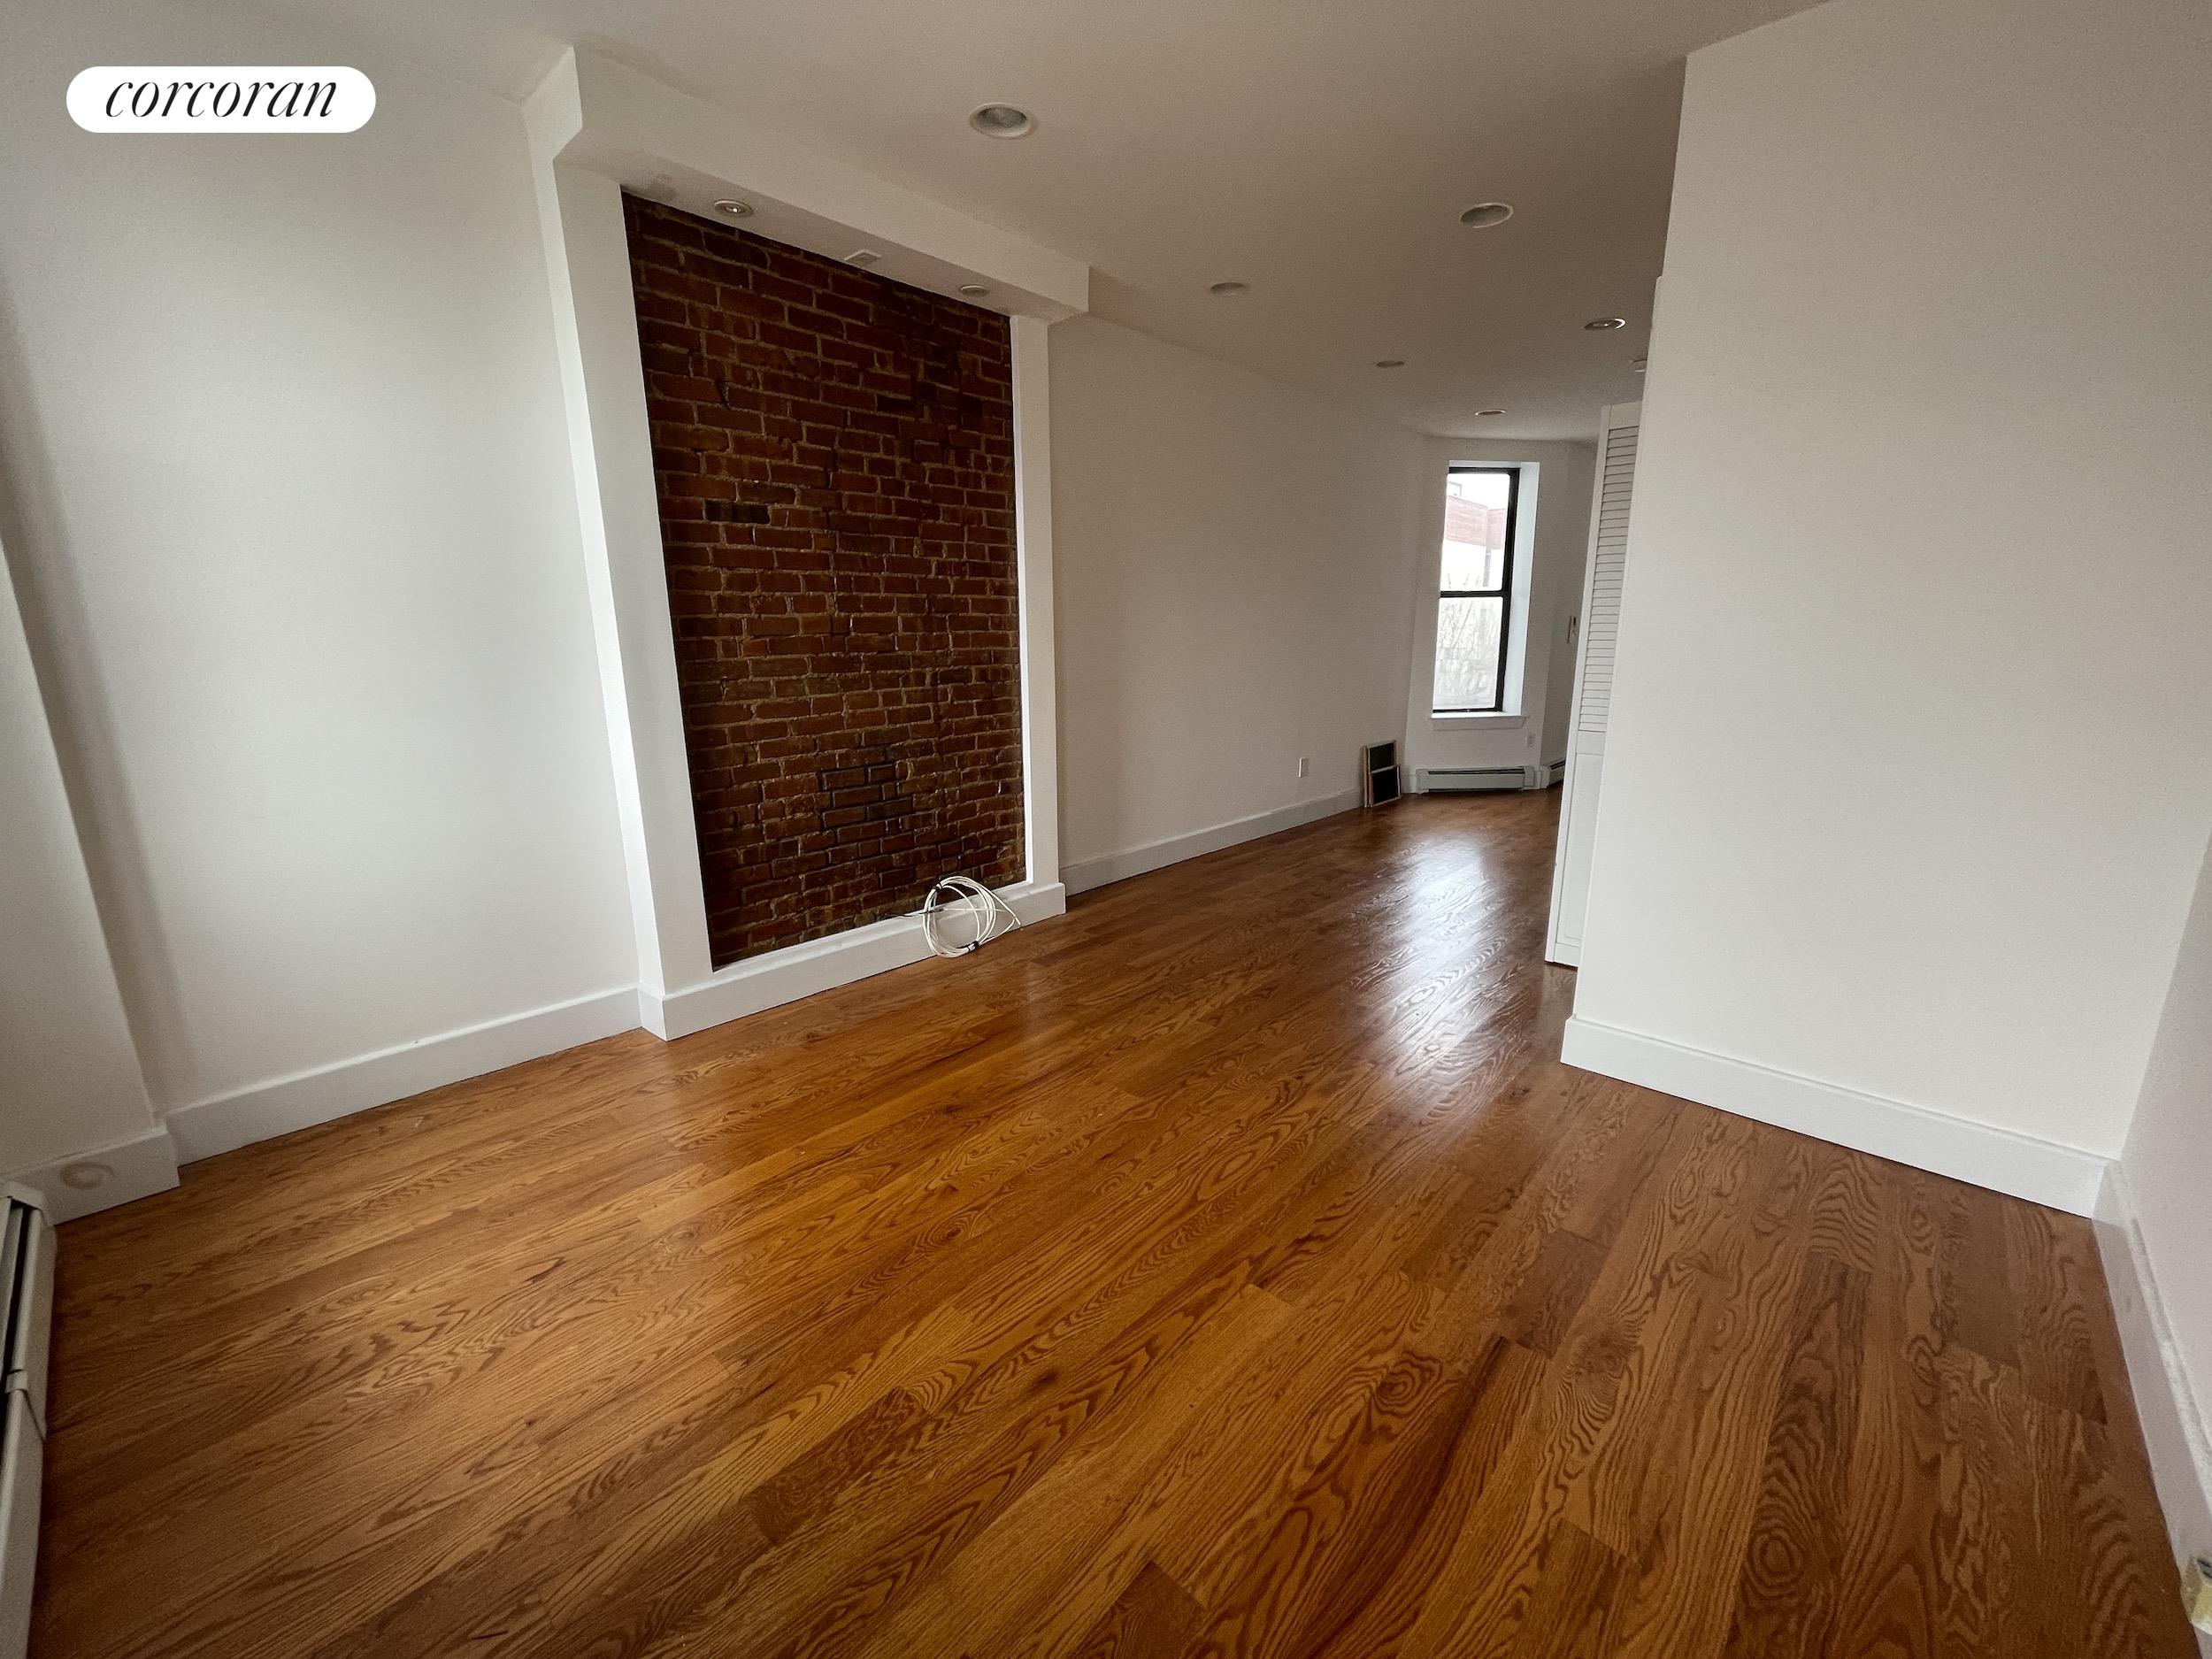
[1417,764,1548,792]
[0,1186,54,1659]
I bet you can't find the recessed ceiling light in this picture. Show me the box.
[1209,280,1250,298]
[711,199,753,219]
[1631,357,1647,373]
[1459,203,1513,228]
[846,250,882,266]
[958,282,991,298]
[1374,358,1406,369]
[1477,409,1505,417]
[1586,317,1627,331]
[969,104,1033,139]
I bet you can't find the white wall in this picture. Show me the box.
[1401,438,1593,784]
[1049,316,1428,881]
[0,536,160,1194]
[2117,830,2212,1561]
[0,0,636,1125]
[0,0,1540,1181]
[1571,0,2212,1170]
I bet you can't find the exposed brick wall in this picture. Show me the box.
[623,194,1025,968]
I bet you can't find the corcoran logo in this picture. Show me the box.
[66,66,374,133]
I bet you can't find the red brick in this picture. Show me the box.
[625,193,1024,968]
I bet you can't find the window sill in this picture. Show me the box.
[1431,712,1525,730]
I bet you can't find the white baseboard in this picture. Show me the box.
[164,987,641,1164]
[1560,1017,2109,1215]
[4,1125,180,1224]
[2096,1167,2212,1654]
[1062,792,1360,898]
[648,879,1067,1041]
[144,882,1074,1171]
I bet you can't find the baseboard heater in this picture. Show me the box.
[1417,764,1548,792]
[0,1187,54,1659]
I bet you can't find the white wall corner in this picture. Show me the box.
[1560,1016,2111,1216]
[1,529,172,1224]
[527,87,712,1001]
[6,1125,179,1225]
[1011,314,1061,892]
[2096,1165,2212,1655]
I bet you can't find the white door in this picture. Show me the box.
[1546,400,1640,966]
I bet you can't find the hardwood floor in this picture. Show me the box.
[32,793,2192,1657]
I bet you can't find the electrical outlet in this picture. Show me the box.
[1525,733,1535,749]
[1297,757,1309,778]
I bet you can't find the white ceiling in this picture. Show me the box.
[290,0,1815,440]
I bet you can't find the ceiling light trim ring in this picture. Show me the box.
[969,104,1033,139]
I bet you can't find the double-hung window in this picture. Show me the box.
[1431,466,1518,714]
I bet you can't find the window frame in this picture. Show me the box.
[1432,465,1520,714]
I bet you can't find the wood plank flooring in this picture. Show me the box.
[32,793,2193,1657]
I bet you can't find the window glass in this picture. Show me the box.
[1432,468,1517,712]
[1439,470,1510,590]
[1433,596,1504,710]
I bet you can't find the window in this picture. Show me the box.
[1432,466,1518,713]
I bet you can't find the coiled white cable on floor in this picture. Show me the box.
[919,876,1023,958]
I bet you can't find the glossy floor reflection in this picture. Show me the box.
[34,793,2192,1657]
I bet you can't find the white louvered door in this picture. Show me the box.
[1546,401,1640,965]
